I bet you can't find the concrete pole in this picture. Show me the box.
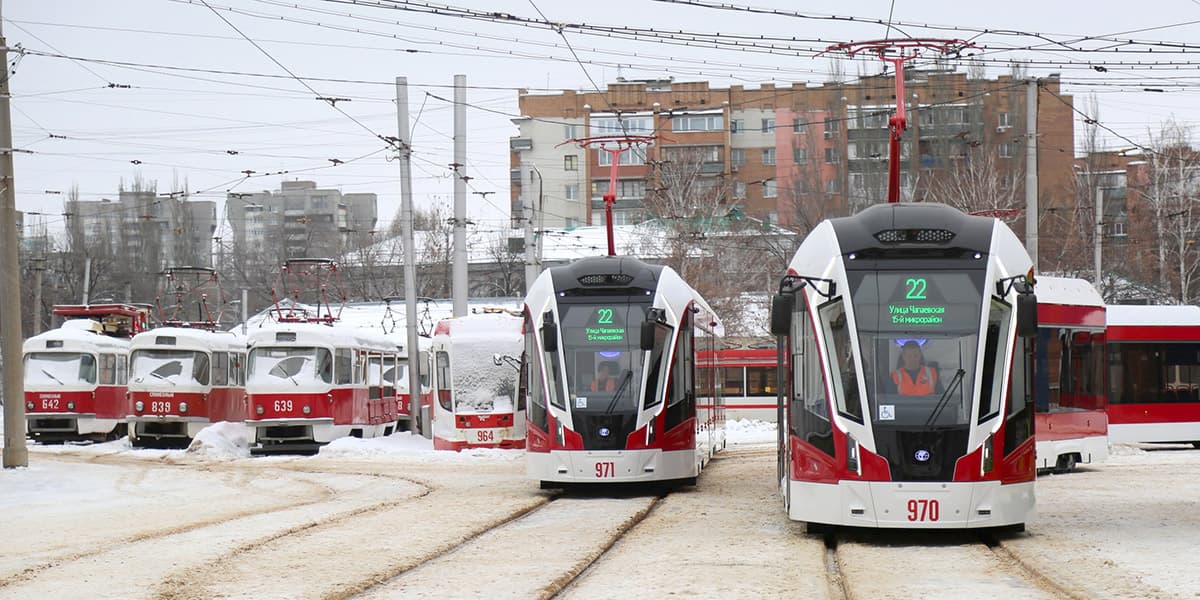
[396,77,424,437]
[1095,187,1103,288]
[1,10,30,468]
[241,288,248,336]
[452,74,467,317]
[32,260,43,335]
[1024,78,1039,270]
[82,256,91,305]
[522,162,537,293]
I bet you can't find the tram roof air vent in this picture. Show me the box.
[578,273,634,286]
[874,228,956,244]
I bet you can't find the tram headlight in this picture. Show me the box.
[67,401,76,411]
[134,401,144,412]
[982,433,994,473]
[255,404,265,415]
[25,401,33,410]
[179,402,188,414]
[302,405,311,415]
[846,435,860,473]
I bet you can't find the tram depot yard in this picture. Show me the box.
[2,417,1198,600]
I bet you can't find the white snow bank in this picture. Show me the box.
[187,422,251,459]
[725,418,776,446]
[319,430,522,463]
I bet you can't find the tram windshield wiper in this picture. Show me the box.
[40,368,64,385]
[925,369,964,427]
[605,369,634,414]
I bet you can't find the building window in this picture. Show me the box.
[826,179,841,194]
[850,173,865,193]
[665,145,721,163]
[793,147,808,163]
[793,118,806,133]
[564,124,581,139]
[998,112,1013,129]
[731,148,746,167]
[761,118,775,133]
[825,148,840,164]
[767,211,778,224]
[565,184,579,201]
[763,179,777,198]
[999,143,1016,159]
[824,118,839,136]
[591,116,653,135]
[564,155,578,171]
[731,119,744,134]
[733,181,747,198]
[671,114,724,132]
[598,145,647,166]
[762,148,776,166]
[591,179,646,200]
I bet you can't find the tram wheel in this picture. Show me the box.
[1055,453,1077,473]
[1192,441,1200,449]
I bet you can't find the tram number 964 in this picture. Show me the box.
[594,461,616,479]
[475,430,495,443]
[906,498,940,522]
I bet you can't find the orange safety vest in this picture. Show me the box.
[591,377,616,392]
[892,366,937,395]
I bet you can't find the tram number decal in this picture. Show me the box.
[274,400,293,413]
[594,461,616,478]
[150,401,172,414]
[476,430,495,443]
[40,398,60,410]
[596,308,614,324]
[906,498,940,522]
[904,278,928,300]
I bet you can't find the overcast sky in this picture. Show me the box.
[6,0,1200,240]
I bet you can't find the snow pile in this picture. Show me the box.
[725,418,776,446]
[319,431,522,462]
[187,422,252,459]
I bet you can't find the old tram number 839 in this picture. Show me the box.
[907,498,940,522]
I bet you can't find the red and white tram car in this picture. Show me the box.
[705,347,778,422]
[1106,304,1200,447]
[771,203,1038,530]
[1033,277,1108,471]
[23,304,150,442]
[245,323,402,454]
[428,311,526,450]
[126,328,247,448]
[524,256,724,486]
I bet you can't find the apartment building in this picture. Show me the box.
[68,187,217,270]
[225,180,378,262]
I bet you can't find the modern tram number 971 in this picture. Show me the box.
[906,498,940,522]
[594,461,616,478]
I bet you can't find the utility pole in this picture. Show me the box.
[1,5,29,468]
[31,257,44,335]
[1024,78,1039,270]
[523,163,542,292]
[1095,186,1104,288]
[452,74,467,317]
[396,77,425,438]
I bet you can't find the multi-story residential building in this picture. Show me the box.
[510,73,1075,266]
[68,187,217,270]
[225,180,378,262]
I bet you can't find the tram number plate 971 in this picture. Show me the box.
[594,461,616,479]
[906,498,940,522]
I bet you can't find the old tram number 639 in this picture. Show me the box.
[907,498,940,522]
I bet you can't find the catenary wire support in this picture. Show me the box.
[559,134,660,256]
[820,38,975,204]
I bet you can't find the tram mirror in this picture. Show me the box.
[542,325,558,352]
[1016,293,1038,338]
[640,321,656,351]
[770,294,794,336]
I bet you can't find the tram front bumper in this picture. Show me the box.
[530,449,696,484]
[789,479,1035,529]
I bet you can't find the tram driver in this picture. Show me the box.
[889,340,943,396]
[591,360,619,392]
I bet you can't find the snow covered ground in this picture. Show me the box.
[3,416,1200,598]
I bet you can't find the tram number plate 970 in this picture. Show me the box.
[907,498,940,522]
[594,461,616,478]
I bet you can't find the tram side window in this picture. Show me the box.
[819,299,863,423]
[721,367,745,396]
[212,351,229,386]
[1004,336,1035,454]
[234,353,246,386]
[335,349,353,385]
[99,353,117,385]
[664,312,695,432]
[1064,331,1104,410]
[435,351,452,411]
[525,313,549,431]
[117,355,127,384]
[643,321,672,409]
[746,366,777,396]
[978,298,1011,424]
[791,294,835,457]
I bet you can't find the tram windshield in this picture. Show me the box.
[248,346,333,386]
[451,340,518,414]
[24,352,97,386]
[557,302,649,415]
[848,270,985,427]
[131,349,211,386]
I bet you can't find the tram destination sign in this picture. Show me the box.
[887,276,948,327]
[586,306,626,342]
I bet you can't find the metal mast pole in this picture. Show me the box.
[396,77,424,437]
[1,5,29,468]
[522,163,537,292]
[1095,186,1103,288]
[1025,78,1039,269]
[452,74,467,317]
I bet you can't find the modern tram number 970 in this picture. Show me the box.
[906,498,940,522]
[594,461,616,478]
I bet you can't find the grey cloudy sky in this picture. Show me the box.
[6,0,1200,239]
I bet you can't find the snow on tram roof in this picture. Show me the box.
[1107,304,1200,327]
[1035,276,1105,307]
[23,320,132,353]
[433,310,523,341]
[246,321,400,351]
[130,327,244,351]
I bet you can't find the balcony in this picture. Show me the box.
[700,160,725,174]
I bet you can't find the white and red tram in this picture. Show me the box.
[245,323,401,454]
[771,203,1038,529]
[428,311,526,450]
[1106,304,1200,447]
[23,304,150,442]
[524,256,724,486]
[1032,277,1108,471]
[704,347,778,422]
[126,328,248,448]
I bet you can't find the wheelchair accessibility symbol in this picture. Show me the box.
[878,404,895,421]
